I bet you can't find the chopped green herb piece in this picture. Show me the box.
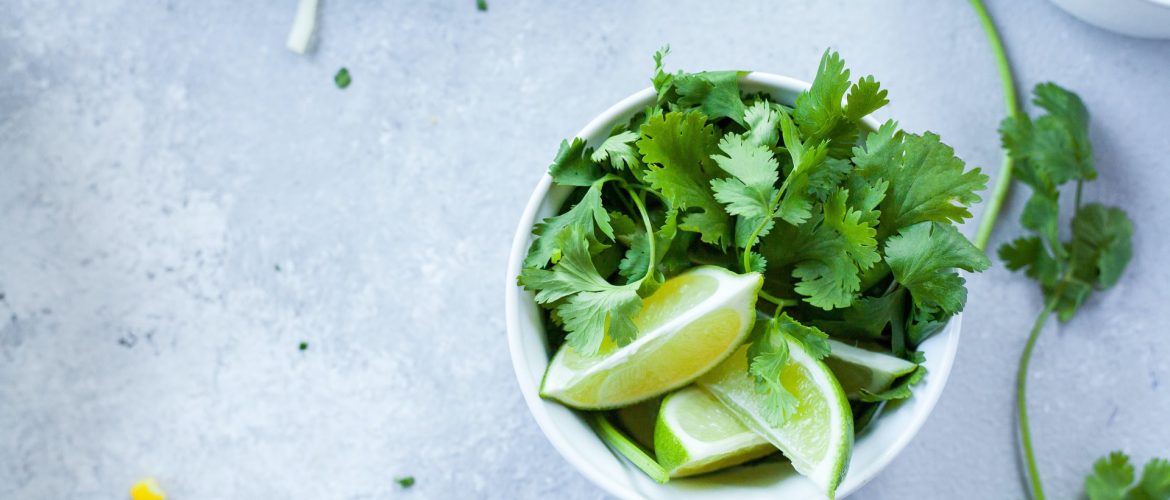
[395,476,415,488]
[334,68,351,89]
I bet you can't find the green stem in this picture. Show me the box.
[589,412,669,484]
[1074,180,1084,212]
[628,188,657,281]
[1017,292,1059,500]
[969,0,1021,251]
[742,188,786,272]
[758,291,799,308]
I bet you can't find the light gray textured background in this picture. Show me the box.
[1,0,1167,498]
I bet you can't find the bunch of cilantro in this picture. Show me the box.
[519,47,990,428]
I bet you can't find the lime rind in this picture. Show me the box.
[824,339,918,399]
[653,386,774,477]
[698,340,853,497]
[539,266,763,409]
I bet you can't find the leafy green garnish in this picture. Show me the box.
[1085,452,1170,500]
[334,67,351,89]
[995,83,1134,500]
[396,476,415,488]
[519,48,986,432]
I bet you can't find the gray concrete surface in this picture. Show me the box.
[1,1,1168,498]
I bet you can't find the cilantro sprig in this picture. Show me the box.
[992,83,1135,500]
[519,48,987,435]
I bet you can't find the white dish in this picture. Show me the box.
[1050,0,1170,39]
[504,72,963,499]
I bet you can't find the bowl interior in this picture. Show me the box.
[505,73,962,499]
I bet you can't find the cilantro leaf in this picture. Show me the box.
[748,318,799,426]
[673,71,750,125]
[334,67,352,89]
[550,138,603,186]
[843,75,889,123]
[639,111,731,246]
[523,180,615,268]
[1070,203,1134,290]
[852,127,988,238]
[519,227,642,354]
[710,132,782,249]
[743,100,781,148]
[794,50,850,144]
[748,314,831,426]
[793,50,888,157]
[1085,452,1170,500]
[1137,458,1170,499]
[1001,82,1095,193]
[762,189,879,310]
[885,222,991,316]
[591,130,642,171]
[1087,452,1136,500]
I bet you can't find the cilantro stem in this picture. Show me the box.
[758,291,799,308]
[742,189,785,272]
[627,187,657,281]
[1074,180,1084,212]
[589,412,669,484]
[1017,291,1059,500]
[968,0,1021,251]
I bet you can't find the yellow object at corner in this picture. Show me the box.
[130,478,166,500]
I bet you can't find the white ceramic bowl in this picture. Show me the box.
[1050,0,1170,38]
[505,72,963,499]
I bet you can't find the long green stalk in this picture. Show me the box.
[968,0,1021,252]
[1016,295,1058,500]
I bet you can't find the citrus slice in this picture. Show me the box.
[540,266,763,409]
[654,386,774,477]
[697,340,853,497]
[823,339,918,399]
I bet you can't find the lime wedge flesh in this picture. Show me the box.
[697,340,853,497]
[823,339,918,399]
[540,266,762,409]
[654,386,775,477]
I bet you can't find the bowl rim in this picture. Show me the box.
[504,71,963,499]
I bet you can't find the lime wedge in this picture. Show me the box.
[540,266,763,409]
[697,340,853,497]
[823,339,918,399]
[654,386,774,477]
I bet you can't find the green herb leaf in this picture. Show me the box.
[673,71,750,126]
[885,222,991,316]
[396,476,415,488]
[334,68,351,89]
[591,130,643,172]
[748,314,831,426]
[1001,82,1095,193]
[639,112,731,247]
[523,180,616,268]
[1085,452,1170,500]
[854,128,988,238]
[519,227,642,354]
[550,138,603,186]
